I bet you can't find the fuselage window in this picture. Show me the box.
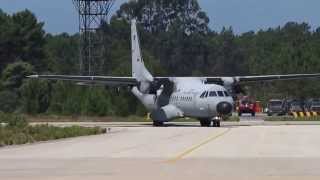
[224,91,230,97]
[209,91,217,97]
[217,91,224,97]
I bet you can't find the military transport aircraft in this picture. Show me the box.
[28,20,320,127]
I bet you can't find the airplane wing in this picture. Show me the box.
[206,73,320,84]
[27,75,138,87]
[28,73,320,87]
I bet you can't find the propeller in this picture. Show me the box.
[221,77,247,99]
[232,83,247,95]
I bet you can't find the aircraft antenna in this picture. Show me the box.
[72,0,115,75]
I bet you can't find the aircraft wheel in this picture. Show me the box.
[153,121,164,127]
[212,121,220,127]
[216,121,221,127]
[200,119,211,127]
[212,121,216,127]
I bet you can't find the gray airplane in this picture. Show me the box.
[29,20,320,127]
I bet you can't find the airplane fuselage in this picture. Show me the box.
[132,77,234,122]
[171,84,233,118]
[170,78,233,118]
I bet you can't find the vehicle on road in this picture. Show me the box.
[288,100,304,115]
[266,99,288,116]
[306,99,320,112]
[28,20,320,127]
[238,97,256,117]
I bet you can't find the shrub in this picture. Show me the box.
[0,91,19,113]
[0,113,106,147]
[3,113,28,128]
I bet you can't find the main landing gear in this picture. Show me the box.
[199,118,221,127]
[212,120,221,127]
[153,121,164,127]
[200,119,211,127]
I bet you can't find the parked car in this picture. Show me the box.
[238,97,256,116]
[287,99,304,114]
[306,99,320,112]
[266,99,288,116]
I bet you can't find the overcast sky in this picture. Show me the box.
[0,0,319,34]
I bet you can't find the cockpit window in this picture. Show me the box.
[209,91,217,97]
[217,91,224,97]
[224,91,230,97]
[200,91,206,98]
[204,91,208,98]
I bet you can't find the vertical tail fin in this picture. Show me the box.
[131,19,153,82]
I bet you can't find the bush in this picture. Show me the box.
[0,113,106,147]
[0,91,19,113]
[2,62,34,90]
[0,113,28,128]
[20,79,51,114]
[26,125,105,141]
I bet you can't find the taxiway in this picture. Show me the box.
[1,120,320,180]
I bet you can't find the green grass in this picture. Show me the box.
[226,116,240,122]
[265,116,320,121]
[0,113,106,147]
[26,114,151,122]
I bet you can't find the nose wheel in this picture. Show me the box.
[200,119,211,127]
[199,118,221,127]
[212,116,222,127]
[212,120,221,127]
[153,121,164,127]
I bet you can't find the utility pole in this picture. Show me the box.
[72,0,115,75]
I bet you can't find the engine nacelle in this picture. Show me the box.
[138,80,163,94]
[138,81,151,94]
[221,77,246,96]
[151,105,183,122]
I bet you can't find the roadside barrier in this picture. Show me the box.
[291,111,319,118]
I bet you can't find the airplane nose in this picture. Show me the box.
[217,102,233,115]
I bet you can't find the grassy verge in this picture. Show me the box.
[0,113,106,147]
[26,114,150,122]
[226,116,240,122]
[265,116,320,121]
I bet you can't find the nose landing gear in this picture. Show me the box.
[200,118,211,127]
[212,117,221,127]
[199,117,221,127]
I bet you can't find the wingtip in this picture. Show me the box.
[27,75,39,78]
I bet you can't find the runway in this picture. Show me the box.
[1,121,320,180]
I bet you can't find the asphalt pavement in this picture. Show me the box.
[1,118,320,180]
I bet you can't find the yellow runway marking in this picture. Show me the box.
[167,128,231,163]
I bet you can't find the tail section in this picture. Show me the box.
[131,19,153,82]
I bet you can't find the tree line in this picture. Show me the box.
[1,0,320,116]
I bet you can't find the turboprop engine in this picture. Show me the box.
[138,79,172,95]
[221,77,246,97]
[151,104,184,122]
[137,81,152,94]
